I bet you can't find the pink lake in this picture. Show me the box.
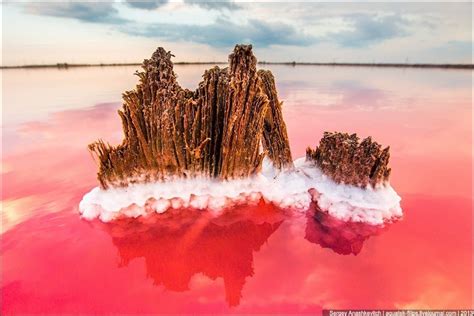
[1,65,472,313]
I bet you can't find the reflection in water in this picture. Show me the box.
[2,66,472,312]
[99,205,284,307]
[305,204,392,255]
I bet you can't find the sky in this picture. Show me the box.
[1,1,472,65]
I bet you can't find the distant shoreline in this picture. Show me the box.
[1,61,472,70]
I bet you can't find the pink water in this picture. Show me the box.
[2,65,472,313]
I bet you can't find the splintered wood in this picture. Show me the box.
[306,132,391,188]
[89,45,293,189]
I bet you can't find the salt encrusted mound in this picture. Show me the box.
[306,132,391,188]
[79,157,402,225]
[89,44,293,189]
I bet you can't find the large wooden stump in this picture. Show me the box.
[89,44,293,189]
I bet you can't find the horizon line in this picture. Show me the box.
[1,61,473,70]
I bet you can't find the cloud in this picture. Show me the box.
[330,14,408,47]
[124,18,316,48]
[125,0,169,10]
[183,0,241,11]
[20,3,412,50]
[24,2,127,24]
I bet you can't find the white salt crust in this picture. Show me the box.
[79,158,402,225]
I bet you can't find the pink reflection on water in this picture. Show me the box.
[305,204,389,256]
[1,66,472,313]
[2,103,121,232]
[101,205,284,307]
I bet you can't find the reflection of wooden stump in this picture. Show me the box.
[100,206,283,306]
[306,132,391,187]
[305,205,387,255]
[89,44,293,189]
